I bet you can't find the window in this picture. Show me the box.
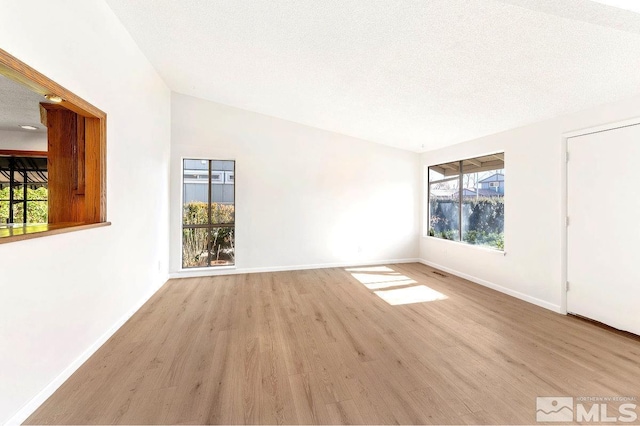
[182,159,235,268]
[0,155,48,225]
[211,172,224,183]
[427,153,504,250]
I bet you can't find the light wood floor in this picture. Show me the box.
[26,263,640,425]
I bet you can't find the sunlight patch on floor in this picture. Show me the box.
[345,266,396,273]
[362,279,418,290]
[374,285,448,305]
[346,266,448,305]
[350,272,417,289]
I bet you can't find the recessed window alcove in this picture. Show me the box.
[0,48,109,243]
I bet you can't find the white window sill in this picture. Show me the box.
[422,235,506,255]
[170,265,237,279]
[180,265,236,272]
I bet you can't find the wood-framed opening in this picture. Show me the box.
[0,48,109,243]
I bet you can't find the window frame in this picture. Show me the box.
[427,162,462,241]
[181,158,236,269]
[426,152,505,251]
[0,152,48,225]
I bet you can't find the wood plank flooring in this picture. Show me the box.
[26,263,640,424]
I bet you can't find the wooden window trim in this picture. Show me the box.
[0,222,111,244]
[0,48,109,242]
[0,149,48,157]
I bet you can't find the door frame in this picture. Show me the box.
[561,116,640,314]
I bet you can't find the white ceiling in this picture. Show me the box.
[0,75,47,133]
[105,0,640,152]
[590,0,640,14]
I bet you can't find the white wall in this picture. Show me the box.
[0,1,171,424]
[0,129,47,152]
[420,94,640,313]
[171,93,420,275]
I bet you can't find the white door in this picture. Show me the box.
[567,123,640,335]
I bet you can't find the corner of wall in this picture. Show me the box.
[417,258,563,314]
[4,281,164,426]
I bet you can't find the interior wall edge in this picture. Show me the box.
[3,280,167,426]
[418,259,564,314]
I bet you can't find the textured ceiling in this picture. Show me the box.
[589,0,640,14]
[0,75,47,133]
[105,0,640,152]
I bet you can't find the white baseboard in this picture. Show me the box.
[418,259,564,314]
[169,258,422,279]
[5,280,166,426]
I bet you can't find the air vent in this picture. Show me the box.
[432,271,447,278]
